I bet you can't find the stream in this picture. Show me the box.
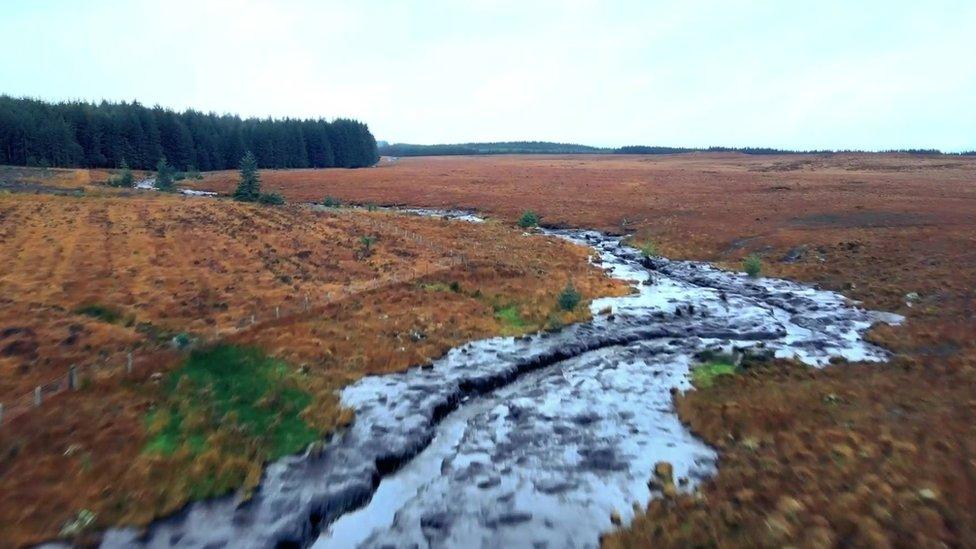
[98,211,901,548]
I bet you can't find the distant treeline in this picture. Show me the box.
[0,95,379,170]
[379,141,610,156]
[618,145,973,155]
[379,141,973,157]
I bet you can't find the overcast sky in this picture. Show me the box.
[2,1,974,150]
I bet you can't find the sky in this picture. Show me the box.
[1,1,974,151]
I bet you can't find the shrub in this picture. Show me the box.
[171,332,193,349]
[557,282,582,311]
[322,196,342,208]
[545,313,565,331]
[357,235,377,260]
[366,203,378,212]
[518,211,539,228]
[74,303,121,323]
[109,159,134,187]
[258,192,285,205]
[640,241,659,257]
[743,254,762,278]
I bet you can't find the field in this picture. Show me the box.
[0,190,627,546]
[189,153,976,547]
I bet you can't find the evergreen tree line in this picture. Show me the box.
[379,141,974,157]
[0,95,379,170]
[379,141,609,156]
[617,145,971,155]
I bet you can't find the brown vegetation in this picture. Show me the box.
[193,153,976,547]
[0,191,626,546]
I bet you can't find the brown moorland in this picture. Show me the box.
[0,165,134,195]
[0,191,627,546]
[191,153,976,547]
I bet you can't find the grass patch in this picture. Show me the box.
[74,303,122,324]
[420,280,462,293]
[691,361,739,389]
[494,304,527,331]
[144,345,320,498]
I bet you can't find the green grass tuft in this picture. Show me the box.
[494,304,526,331]
[691,361,739,389]
[145,345,319,462]
[74,303,122,324]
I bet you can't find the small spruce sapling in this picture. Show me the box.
[234,151,261,202]
[744,254,762,278]
[155,157,176,192]
[518,211,539,229]
[557,282,582,311]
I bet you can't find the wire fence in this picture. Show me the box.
[0,210,475,429]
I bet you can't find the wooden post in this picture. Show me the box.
[68,366,78,390]
[0,402,4,426]
[304,295,309,311]
[275,306,280,319]
[126,352,133,374]
[34,386,41,407]
[250,314,255,324]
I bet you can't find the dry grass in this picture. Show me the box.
[602,359,976,548]
[0,190,627,547]
[190,154,976,547]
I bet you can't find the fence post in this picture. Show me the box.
[0,402,4,426]
[126,352,133,374]
[34,386,41,407]
[304,295,309,311]
[250,314,256,325]
[68,366,78,390]
[275,306,280,319]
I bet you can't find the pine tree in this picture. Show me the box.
[155,157,175,192]
[0,96,377,171]
[234,151,260,202]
